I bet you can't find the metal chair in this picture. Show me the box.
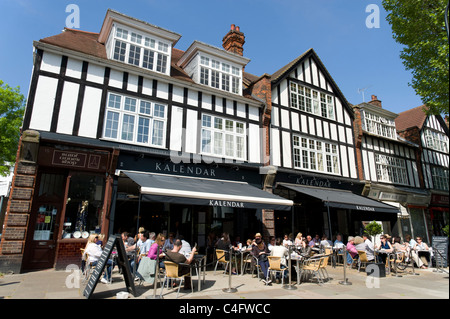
[357,250,375,272]
[214,249,238,275]
[160,261,193,298]
[267,256,288,285]
[299,256,325,285]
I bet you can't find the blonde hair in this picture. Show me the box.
[296,232,303,239]
[84,234,98,250]
[155,233,165,246]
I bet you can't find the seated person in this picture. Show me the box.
[282,234,292,247]
[298,240,312,258]
[333,234,344,249]
[376,234,393,264]
[362,233,375,261]
[320,235,333,248]
[346,236,358,266]
[83,234,113,284]
[414,236,430,267]
[270,238,289,282]
[164,239,198,289]
[252,233,271,285]
[391,236,425,269]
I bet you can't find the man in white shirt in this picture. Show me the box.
[270,238,289,283]
[362,233,375,261]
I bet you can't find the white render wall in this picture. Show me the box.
[270,55,358,179]
[26,49,264,164]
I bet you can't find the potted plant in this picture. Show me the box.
[364,220,383,243]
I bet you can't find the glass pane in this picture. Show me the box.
[137,117,150,143]
[152,120,164,146]
[64,175,105,236]
[121,114,135,141]
[34,205,58,241]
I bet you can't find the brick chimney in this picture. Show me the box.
[222,24,245,56]
[368,95,382,108]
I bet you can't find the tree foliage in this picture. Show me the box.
[0,80,25,176]
[364,221,383,237]
[382,0,449,116]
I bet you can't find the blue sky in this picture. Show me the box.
[0,0,424,114]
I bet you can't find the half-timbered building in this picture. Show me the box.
[0,10,292,273]
[267,50,399,240]
[353,96,431,242]
[396,106,449,241]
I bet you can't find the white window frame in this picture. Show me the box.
[103,92,167,148]
[431,166,449,191]
[199,54,242,95]
[293,135,340,174]
[290,82,335,120]
[111,25,171,75]
[424,129,449,153]
[201,114,246,160]
[374,154,408,185]
[362,110,397,139]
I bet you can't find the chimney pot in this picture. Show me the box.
[368,95,382,108]
[223,24,245,56]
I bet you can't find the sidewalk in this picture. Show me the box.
[1,264,448,300]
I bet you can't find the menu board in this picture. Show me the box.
[83,235,136,299]
[432,236,448,268]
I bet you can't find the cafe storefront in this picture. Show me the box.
[110,152,293,253]
[362,182,431,242]
[272,171,400,241]
[21,132,118,271]
[427,193,449,239]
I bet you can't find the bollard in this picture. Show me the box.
[283,245,297,290]
[223,247,237,293]
[339,246,352,285]
[146,245,163,299]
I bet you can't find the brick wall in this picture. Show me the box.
[0,137,37,274]
[54,240,86,270]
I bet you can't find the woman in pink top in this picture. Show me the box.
[148,233,166,260]
[346,236,358,266]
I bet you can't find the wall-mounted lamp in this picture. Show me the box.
[19,130,40,164]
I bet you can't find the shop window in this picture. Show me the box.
[410,208,428,242]
[63,174,105,238]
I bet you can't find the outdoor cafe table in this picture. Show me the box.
[289,252,325,285]
[181,254,207,292]
[375,249,394,274]
[235,248,250,275]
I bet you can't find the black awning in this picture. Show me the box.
[278,183,400,214]
[121,171,293,211]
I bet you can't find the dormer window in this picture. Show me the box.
[362,110,397,139]
[99,10,181,76]
[177,41,250,96]
[199,54,241,94]
[111,24,170,74]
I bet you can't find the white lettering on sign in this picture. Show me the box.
[356,206,375,211]
[209,200,244,208]
[155,163,216,177]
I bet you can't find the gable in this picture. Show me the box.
[271,48,354,119]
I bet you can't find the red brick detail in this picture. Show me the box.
[0,241,23,254]
[54,241,87,270]
[6,214,29,227]
[2,228,26,240]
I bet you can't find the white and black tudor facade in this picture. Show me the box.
[0,9,447,273]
